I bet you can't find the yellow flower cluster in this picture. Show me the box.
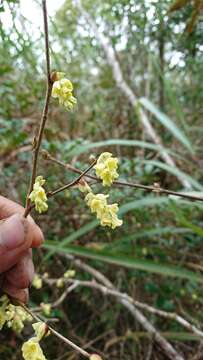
[22,339,46,360]
[29,176,48,214]
[52,72,77,110]
[78,153,123,229]
[0,295,32,333]
[94,152,119,186]
[22,322,48,360]
[6,304,32,333]
[85,192,123,229]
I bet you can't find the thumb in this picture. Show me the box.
[0,214,32,273]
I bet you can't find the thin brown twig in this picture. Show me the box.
[24,0,53,218]
[43,152,203,202]
[23,159,97,215]
[42,0,51,83]
[46,159,97,198]
[19,302,92,359]
[51,282,79,308]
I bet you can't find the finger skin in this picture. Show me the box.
[0,195,43,248]
[0,196,43,302]
[5,249,34,289]
[2,283,29,303]
[0,215,30,273]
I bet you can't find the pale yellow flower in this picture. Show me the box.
[90,355,103,360]
[192,293,198,300]
[0,295,9,304]
[6,304,32,333]
[85,192,108,216]
[22,337,47,360]
[33,322,48,341]
[85,192,122,229]
[43,272,49,279]
[40,303,51,317]
[0,296,31,333]
[63,270,76,279]
[32,274,42,289]
[29,176,48,214]
[94,152,119,186]
[78,181,92,194]
[99,203,123,229]
[52,74,77,110]
[56,278,64,288]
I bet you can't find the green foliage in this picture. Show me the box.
[44,243,203,283]
[139,97,193,153]
[1,0,203,358]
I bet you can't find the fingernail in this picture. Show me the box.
[0,214,25,250]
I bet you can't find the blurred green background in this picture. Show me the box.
[0,0,203,358]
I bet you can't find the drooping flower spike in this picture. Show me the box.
[52,72,77,110]
[29,176,48,214]
[85,192,123,229]
[0,295,32,333]
[78,153,123,229]
[94,152,119,186]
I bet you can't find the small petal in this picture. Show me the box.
[32,274,42,289]
[22,337,47,360]
[29,176,48,214]
[94,152,119,186]
[85,191,122,229]
[51,73,76,111]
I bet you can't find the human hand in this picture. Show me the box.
[0,196,43,303]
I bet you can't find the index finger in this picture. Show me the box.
[0,196,43,247]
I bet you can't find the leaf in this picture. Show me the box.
[44,196,170,260]
[142,160,203,190]
[180,220,203,237]
[44,195,201,261]
[66,139,176,158]
[119,196,170,215]
[169,206,203,237]
[139,97,194,154]
[110,227,192,249]
[43,194,203,281]
[150,53,188,132]
[43,244,203,283]
[44,219,98,261]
